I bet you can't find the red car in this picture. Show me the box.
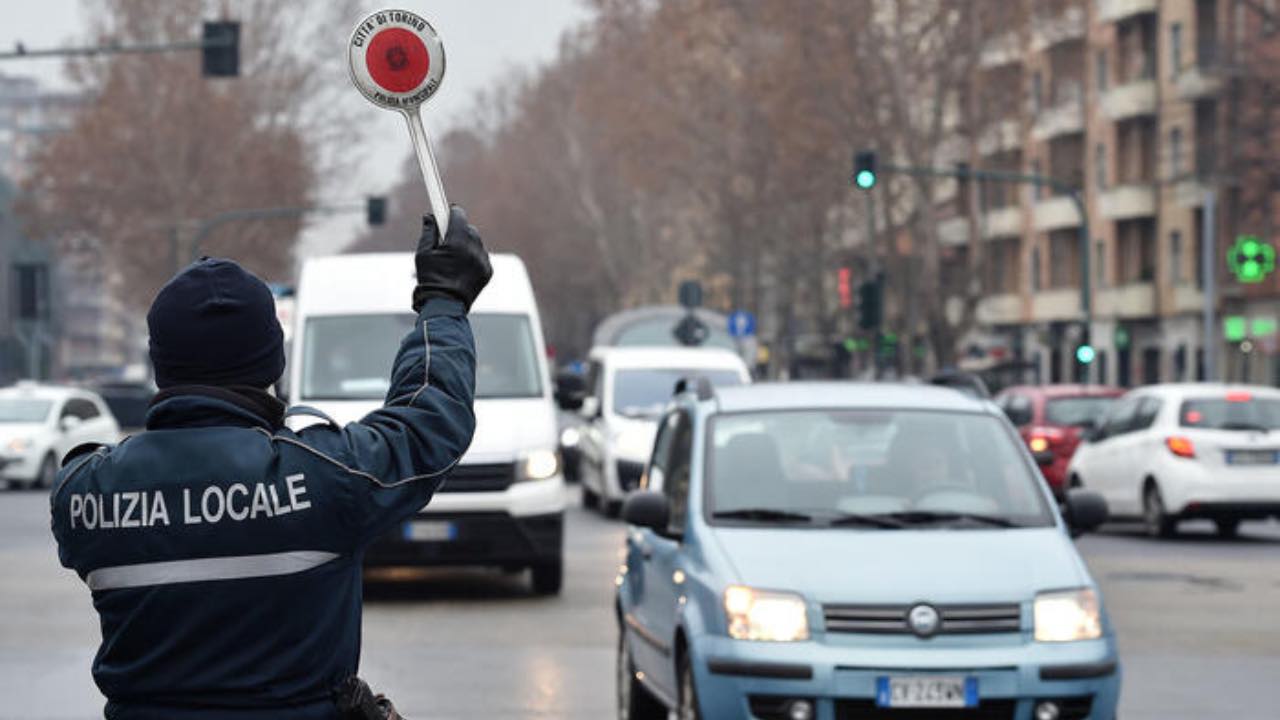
[995,384,1125,498]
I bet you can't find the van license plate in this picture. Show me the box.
[876,676,977,708]
[405,521,456,542]
[1227,450,1278,465]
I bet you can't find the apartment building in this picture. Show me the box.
[943,0,1279,387]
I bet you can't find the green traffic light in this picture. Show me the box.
[855,170,877,190]
[1075,344,1096,365]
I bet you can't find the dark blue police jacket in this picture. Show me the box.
[50,299,476,720]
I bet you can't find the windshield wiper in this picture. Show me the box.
[712,508,815,523]
[825,513,905,529]
[882,511,1022,528]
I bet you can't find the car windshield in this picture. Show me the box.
[302,313,543,401]
[612,368,744,417]
[1045,396,1116,427]
[1180,396,1280,430]
[707,409,1052,528]
[0,399,53,423]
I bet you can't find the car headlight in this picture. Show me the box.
[559,427,580,448]
[517,449,560,482]
[724,585,810,642]
[6,437,32,454]
[1034,588,1102,642]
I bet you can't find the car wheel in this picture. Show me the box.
[677,650,702,720]
[616,631,665,720]
[605,499,622,519]
[1142,484,1177,539]
[531,559,563,596]
[37,454,58,489]
[582,484,600,510]
[1215,519,1240,539]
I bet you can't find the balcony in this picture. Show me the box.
[977,119,1022,155]
[1098,282,1157,318]
[938,216,970,246]
[1033,196,1082,232]
[1101,78,1157,120]
[977,294,1023,325]
[1173,286,1205,314]
[1032,289,1082,321]
[1173,178,1213,207]
[1031,6,1086,51]
[983,206,1023,238]
[1097,0,1158,24]
[1176,65,1222,100]
[980,32,1021,69]
[1099,183,1157,220]
[1031,93,1084,141]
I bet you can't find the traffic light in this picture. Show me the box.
[837,266,853,309]
[366,196,387,226]
[857,275,883,330]
[853,150,878,190]
[202,21,240,77]
[1075,344,1096,365]
[1227,235,1276,284]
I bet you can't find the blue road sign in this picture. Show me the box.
[728,310,756,338]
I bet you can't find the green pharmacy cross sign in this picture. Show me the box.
[1227,235,1276,284]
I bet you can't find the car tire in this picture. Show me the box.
[1142,484,1177,539]
[616,631,665,720]
[677,649,702,720]
[582,484,600,510]
[36,454,57,490]
[531,559,563,596]
[1215,519,1240,539]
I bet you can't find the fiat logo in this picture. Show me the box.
[907,604,941,638]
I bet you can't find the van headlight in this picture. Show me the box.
[724,586,810,642]
[1034,589,1102,642]
[517,449,560,482]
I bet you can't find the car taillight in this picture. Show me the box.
[1166,436,1196,458]
[1028,426,1066,453]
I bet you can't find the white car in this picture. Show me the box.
[1067,383,1280,538]
[0,383,120,489]
[575,346,750,515]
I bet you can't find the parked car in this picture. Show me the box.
[996,385,1124,499]
[573,346,750,516]
[617,382,1117,720]
[291,252,566,594]
[1068,383,1280,538]
[0,383,120,489]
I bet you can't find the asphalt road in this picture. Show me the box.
[2,486,1278,719]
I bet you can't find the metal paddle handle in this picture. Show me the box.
[402,106,450,240]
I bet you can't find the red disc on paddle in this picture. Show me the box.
[366,28,430,94]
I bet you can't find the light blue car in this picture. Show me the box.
[615,381,1119,720]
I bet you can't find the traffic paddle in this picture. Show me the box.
[347,9,451,236]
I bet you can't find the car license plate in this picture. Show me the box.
[1227,450,1278,465]
[876,676,977,708]
[405,520,456,542]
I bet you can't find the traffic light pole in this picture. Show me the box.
[173,203,366,271]
[865,190,882,379]
[1202,188,1217,381]
[0,36,232,61]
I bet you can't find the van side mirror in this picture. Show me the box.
[622,490,670,532]
[1064,489,1108,536]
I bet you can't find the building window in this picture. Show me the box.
[1095,143,1107,190]
[1031,71,1043,114]
[1170,126,1183,178]
[1171,22,1183,76]
[1096,239,1107,288]
[1170,230,1184,284]
[1031,244,1042,292]
[1096,49,1109,92]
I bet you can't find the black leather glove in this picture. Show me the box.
[412,206,493,312]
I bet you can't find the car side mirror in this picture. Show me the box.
[1064,489,1108,536]
[622,490,670,532]
[554,372,587,412]
[59,416,82,433]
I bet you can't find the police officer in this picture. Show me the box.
[50,207,492,720]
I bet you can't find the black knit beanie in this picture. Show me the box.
[147,258,285,390]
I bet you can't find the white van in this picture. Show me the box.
[290,253,566,594]
[576,346,750,515]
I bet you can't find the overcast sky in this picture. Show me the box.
[0,0,588,257]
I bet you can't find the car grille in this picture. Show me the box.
[823,604,1022,635]
[836,700,1016,719]
[439,463,515,493]
[616,459,645,492]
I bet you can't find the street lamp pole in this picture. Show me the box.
[1201,188,1217,381]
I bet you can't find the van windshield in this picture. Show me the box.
[302,313,543,401]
